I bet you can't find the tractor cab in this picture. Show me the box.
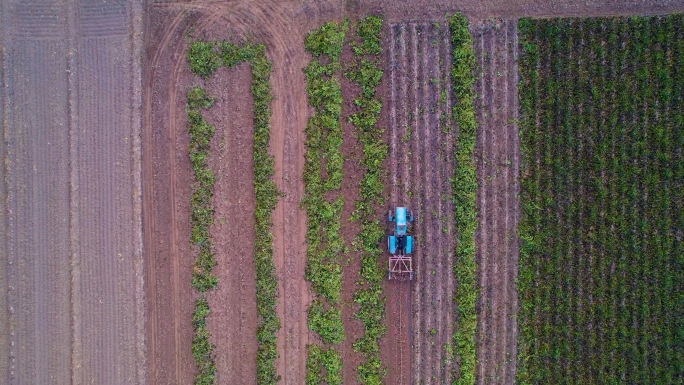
[388,206,413,236]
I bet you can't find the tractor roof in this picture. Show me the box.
[396,207,407,225]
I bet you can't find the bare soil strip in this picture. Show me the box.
[2,0,145,383]
[202,63,258,384]
[472,19,519,385]
[384,20,457,385]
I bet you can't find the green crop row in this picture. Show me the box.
[186,86,218,384]
[305,344,343,385]
[345,15,388,385]
[302,21,347,382]
[517,15,684,384]
[187,41,280,384]
[448,13,479,385]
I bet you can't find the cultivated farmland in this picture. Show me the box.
[5,1,684,385]
[517,15,684,384]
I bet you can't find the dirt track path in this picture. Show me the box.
[1,0,145,383]
[143,1,315,383]
[385,20,457,385]
[472,19,519,385]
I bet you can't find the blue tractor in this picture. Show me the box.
[387,207,414,280]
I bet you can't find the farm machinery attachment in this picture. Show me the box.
[387,206,414,280]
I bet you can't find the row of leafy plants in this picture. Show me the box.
[302,20,348,384]
[345,15,388,385]
[186,41,280,384]
[186,85,218,385]
[517,15,684,384]
[448,13,479,385]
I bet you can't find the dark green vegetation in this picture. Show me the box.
[345,15,387,385]
[518,15,684,384]
[187,86,218,384]
[449,13,479,385]
[306,344,343,385]
[186,41,279,385]
[302,20,348,382]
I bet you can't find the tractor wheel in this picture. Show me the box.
[408,210,414,222]
[387,269,391,280]
[388,210,394,222]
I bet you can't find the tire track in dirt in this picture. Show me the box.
[385,22,410,385]
[504,20,520,384]
[387,20,456,385]
[143,5,219,384]
[473,19,519,385]
[221,3,311,383]
[145,1,311,383]
[440,21,457,385]
[165,8,228,383]
[407,23,422,384]
[0,0,8,378]
[202,62,257,385]
[142,8,189,385]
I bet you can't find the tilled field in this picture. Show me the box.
[471,19,520,385]
[4,0,684,384]
[384,21,457,385]
[143,1,314,383]
[1,0,145,383]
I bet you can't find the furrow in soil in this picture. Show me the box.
[473,20,490,385]
[474,18,520,385]
[6,32,72,385]
[203,63,258,384]
[407,22,423,385]
[76,34,140,384]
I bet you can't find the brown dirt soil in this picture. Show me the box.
[143,1,316,384]
[472,19,520,385]
[383,20,459,385]
[2,0,683,384]
[136,1,684,385]
[202,63,258,384]
[1,0,146,383]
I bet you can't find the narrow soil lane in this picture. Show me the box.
[385,20,456,385]
[472,19,519,385]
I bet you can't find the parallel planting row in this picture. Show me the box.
[345,16,388,385]
[186,41,279,384]
[302,21,347,385]
[186,85,218,384]
[517,15,684,384]
[449,13,479,385]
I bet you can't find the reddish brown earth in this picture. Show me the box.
[142,1,314,384]
[2,0,683,384]
[202,63,259,384]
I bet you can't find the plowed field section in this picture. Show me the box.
[76,35,142,383]
[6,38,72,385]
[1,0,145,383]
[472,19,519,385]
[203,64,258,384]
[384,21,457,385]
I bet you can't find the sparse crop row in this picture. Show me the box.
[186,41,279,385]
[345,15,388,385]
[448,13,479,385]
[517,15,684,384]
[302,21,348,382]
[186,85,218,385]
